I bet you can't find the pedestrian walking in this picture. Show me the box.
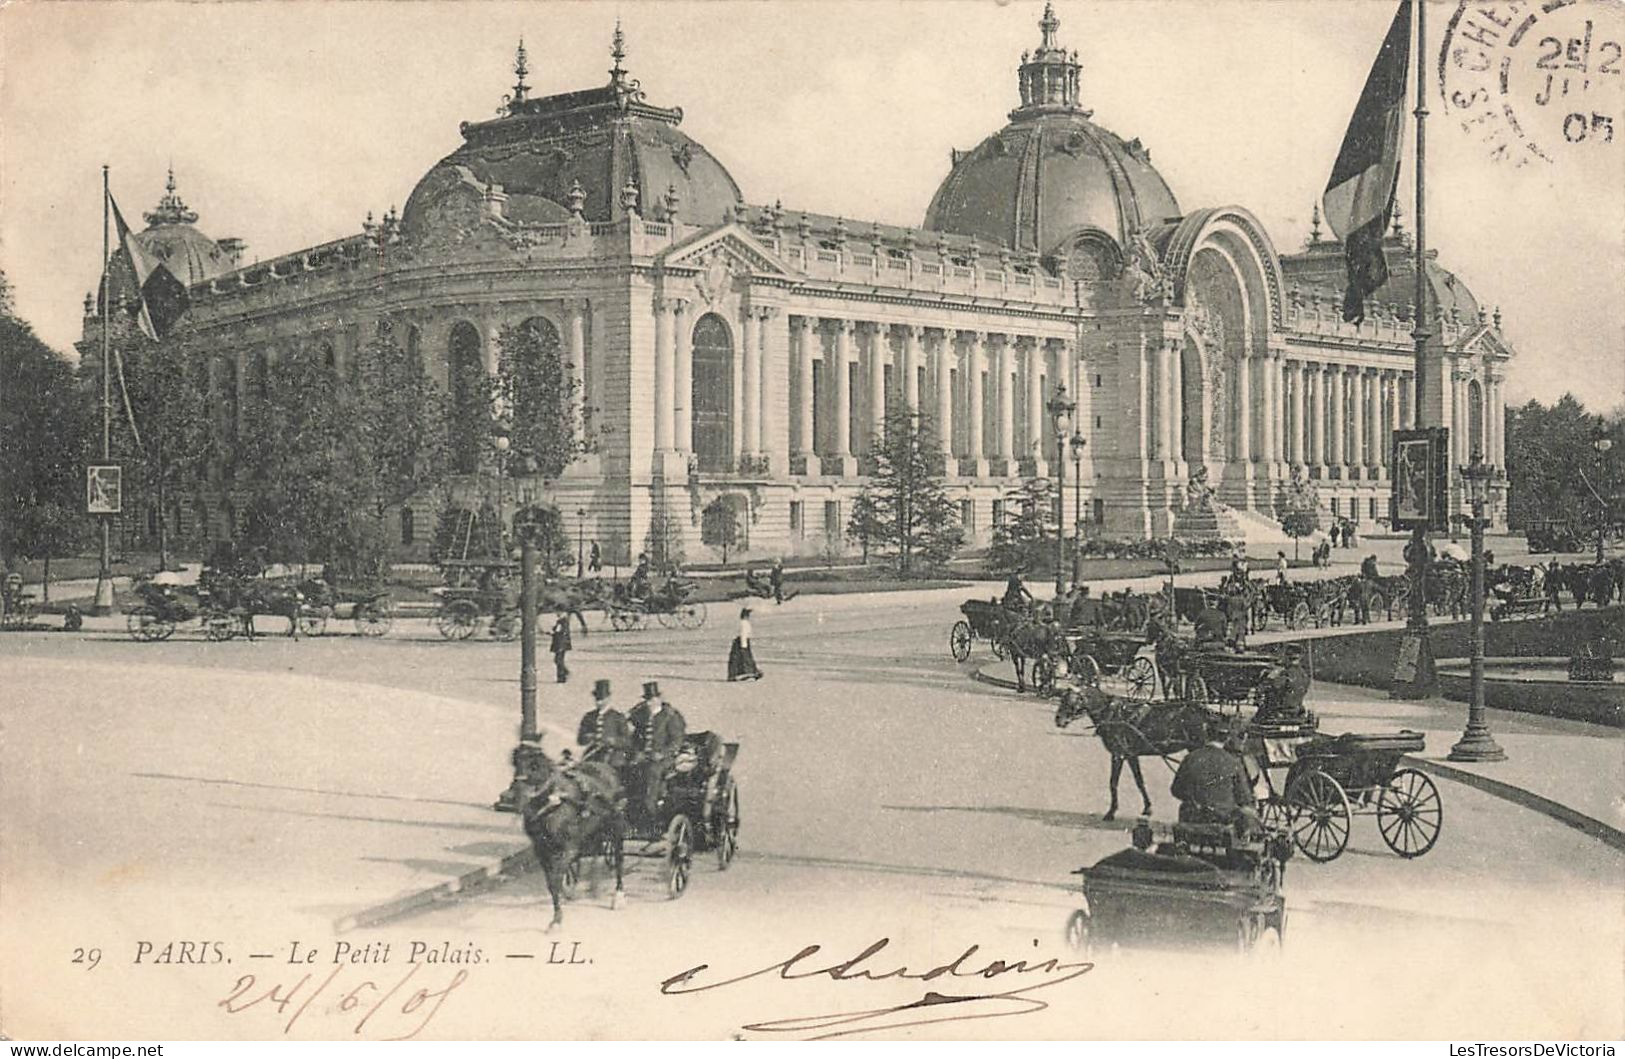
[550,613,573,683]
[1275,550,1289,584]
[588,540,602,573]
[769,557,785,604]
[727,607,763,681]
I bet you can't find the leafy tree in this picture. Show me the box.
[644,513,687,574]
[109,320,213,570]
[1275,470,1321,560]
[495,321,587,479]
[701,497,742,563]
[845,487,886,564]
[987,477,1056,576]
[1506,395,1624,534]
[1,277,95,577]
[855,403,962,574]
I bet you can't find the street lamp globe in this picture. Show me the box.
[1595,430,1613,456]
[493,435,511,453]
[1069,432,1087,462]
[1461,449,1491,505]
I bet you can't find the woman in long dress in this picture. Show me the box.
[727,607,763,681]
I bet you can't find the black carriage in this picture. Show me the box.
[607,578,708,633]
[1,573,39,631]
[950,598,1023,662]
[295,579,395,637]
[125,578,248,641]
[1525,518,1583,554]
[1065,818,1290,956]
[1177,650,1278,710]
[1251,727,1441,863]
[431,561,523,640]
[1065,628,1160,699]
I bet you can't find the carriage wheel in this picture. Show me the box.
[665,815,693,899]
[435,600,480,641]
[1287,769,1352,863]
[1064,909,1092,955]
[127,608,175,642]
[297,610,329,638]
[990,635,1008,661]
[1072,652,1101,688]
[1376,768,1443,858]
[656,609,679,629]
[1033,656,1057,696]
[677,602,707,630]
[949,621,973,662]
[491,612,520,641]
[1259,796,1292,834]
[1182,674,1209,704]
[714,782,740,870]
[609,608,638,633]
[1290,602,1311,629]
[203,612,238,642]
[1123,656,1157,700]
[1367,591,1388,621]
[354,600,394,637]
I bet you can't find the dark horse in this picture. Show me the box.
[1005,616,1069,693]
[1054,685,1217,820]
[516,744,626,931]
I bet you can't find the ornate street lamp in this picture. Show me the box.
[1070,431,1087,584]
[1593,422,1613,564]
[576,507,587,578]
[493,510,543,811]
[1046,387,1076,596]
[492,427,511,557]
[1448,450,1506,763]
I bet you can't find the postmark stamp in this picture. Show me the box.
[1439,0,1624,167]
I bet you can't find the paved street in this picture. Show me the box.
[2,583,1620,1040]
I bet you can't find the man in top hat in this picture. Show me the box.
[576,679,630,769]
[550,613,573,683]
[627,681,687,824]
[1170,719,1258,832]
[1255,644,1312,725]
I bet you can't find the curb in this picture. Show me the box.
[1402,757,1625,853]
[970,664,1625,853]
[334,844,536,934]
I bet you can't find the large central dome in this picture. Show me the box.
[923,3,1180,274]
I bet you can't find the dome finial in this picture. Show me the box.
[511,38,530,106]
[1391,199,1405,237]
[145,163,199,227]
[1039,1,1060,50]
[1310,201,1323,244]
[610,19,627,83]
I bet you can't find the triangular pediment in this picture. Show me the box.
[657,224,798,279]
[1457,324,1514,359]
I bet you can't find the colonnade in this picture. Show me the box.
[1279,359,1416,479]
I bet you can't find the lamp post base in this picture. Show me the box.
[90,574,116,617]
[1448,724,1507,762]
[1388,629,1438,699]
[492,780,522,813]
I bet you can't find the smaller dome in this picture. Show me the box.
[99,169,234,314]
[1282,219,1486,328]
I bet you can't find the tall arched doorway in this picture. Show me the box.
[512,316,566,462]
[692,313,734,471]
[447,321,484,474]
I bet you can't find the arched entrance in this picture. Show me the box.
[512,316,566,459]
[447,321,484,474]
[692,313,734,471]
[1467,379,1484,459]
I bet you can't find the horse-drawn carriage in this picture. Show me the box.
[607,578,707,632]
[1066,627,1160,699]
[127,573,305,641]
[522,731,741,929]
[949,598,1023,661]
[1250,725,1441,863]
[1,572,40,631]
[1065,816,1291,956]
[294,578,395,637]
[1173,648,1279,710]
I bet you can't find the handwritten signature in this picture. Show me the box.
[218,963,470,1040]
[661,937,1094,1039]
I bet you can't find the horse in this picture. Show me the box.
[536,579,597,634]
[1053,685,1218,820]
[1003,617,1069,693]
[517,745,626,931]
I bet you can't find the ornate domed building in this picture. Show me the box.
[81,4,1512,560]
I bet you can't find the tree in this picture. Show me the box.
[1,276,95,578]
[1276,470,1321,560]
[855,403,962,574]
[114,321,212,569]
[644,512,686,573]
[987,477,1055,576]
[845,487,886,564]
[701,497,741,563]
[495,321,587,480]
[1506,395,1624,532]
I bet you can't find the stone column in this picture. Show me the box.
[1308,366,1324,470]
[672,299,692,454]
[1025,338,1044,469]
[1235,348,1252,466]
[1327,365,1344,474]
[793,317,817,473]
[1257,351,1275,469]
[1388,371,1402,452]
[867,323,887,451]
[967,331,987,472]
[1367,369,1382,473]
[741,306,761,457]
[903,325,922,413]
[1489,376,1504,466]
[1289,361,1305,466]
[1067,339,1089,453]
[935,331,953,458]
[1349,367,1366,474]
[653,295,675,453]
[1154,340,1173,461]
[566,299,587,440]
[834,319,854,460]
[996,335,1015,464]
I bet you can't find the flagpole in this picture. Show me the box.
[93,165,115,615]
[1396,0,1437,696]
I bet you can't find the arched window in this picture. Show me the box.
[447,321,484,475]
[1467,379,1485,459]
[321,342,337,371]
[511,317,566,460]
[248,351,269,402]
[692,313,734,471]
[406,325,423,378]
[400,506,416,545]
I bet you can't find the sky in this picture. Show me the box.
[1,0,1620,412]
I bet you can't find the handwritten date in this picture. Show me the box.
[219,963,469,1040]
